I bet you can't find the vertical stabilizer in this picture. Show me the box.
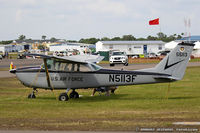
[153,42,194,80]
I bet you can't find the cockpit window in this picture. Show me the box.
[45,59,92,72]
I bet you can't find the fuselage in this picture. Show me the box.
[14,65,171,90]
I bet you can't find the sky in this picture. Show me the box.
[0,0,199,41]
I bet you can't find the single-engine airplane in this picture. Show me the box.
[10,42,194,101]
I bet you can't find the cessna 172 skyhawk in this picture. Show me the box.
[10,42,194,101]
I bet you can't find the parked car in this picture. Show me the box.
[146,52,157,58]
[131,55,139,58]
[158,51,170,60]
[109,51,128,66]
[53,51,68,56]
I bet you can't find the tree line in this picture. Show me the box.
[77,32,184,44]
[0,32,184,45]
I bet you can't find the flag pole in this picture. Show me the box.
[149,18,161,36]
[159,17,161,33]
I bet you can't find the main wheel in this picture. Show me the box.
[28,93,36,99]
[69,91,79,99]
[59,93,69,101]
[110,64,114,66]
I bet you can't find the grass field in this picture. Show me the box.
[0,67,200,131]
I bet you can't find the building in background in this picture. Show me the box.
[0,44,23,53]
[96,41,165,56]
[11,39,63,51]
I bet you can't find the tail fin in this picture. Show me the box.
[153,42,194,80]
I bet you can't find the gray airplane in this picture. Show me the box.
[10,42,194,101]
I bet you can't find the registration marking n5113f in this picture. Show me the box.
[109,74,136,83]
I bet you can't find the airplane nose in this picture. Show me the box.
[9,69,16,74]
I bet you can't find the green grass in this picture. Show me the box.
[190,58,200,62]
[0,67,200,131]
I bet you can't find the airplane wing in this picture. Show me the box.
[26,53,104,64]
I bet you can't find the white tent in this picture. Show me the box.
[194,41,200,49]
[164,41,179,50]
[192,41,200,57]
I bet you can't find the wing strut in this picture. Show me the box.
[43,58,52,89]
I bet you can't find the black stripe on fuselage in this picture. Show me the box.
[178,42,195,46]
[15,67,170,76]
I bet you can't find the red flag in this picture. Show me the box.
[149,18,159,25]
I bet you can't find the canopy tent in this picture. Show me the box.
[194,41,200,49]
[165,41,200,50]
[164,41,179,50]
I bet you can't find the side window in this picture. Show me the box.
[79,64,91,71]
[60,63,86,72]
[54,62,61,70]
[46,59,54,70]
[59,63,67,71]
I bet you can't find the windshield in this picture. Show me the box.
[113,52,124,56]
[90,63,102,71]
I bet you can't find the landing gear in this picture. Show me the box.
[28,88,37,99]
[59,88,70,101]
[28,93,36,98]
[69,90,79,99]
[58,88,79,101]
[59,93,69,101]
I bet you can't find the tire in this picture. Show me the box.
[124,62,128,66]
[69,91,79,99]
[28,93,36,99]
[110,64,114,67]
[59,93,69,101]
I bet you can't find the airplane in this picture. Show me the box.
[10,42,194,101]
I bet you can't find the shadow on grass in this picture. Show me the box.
[35,94,128,102]
[35,94,198,102]
[168,96,198,100]
[36,96,57,101]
